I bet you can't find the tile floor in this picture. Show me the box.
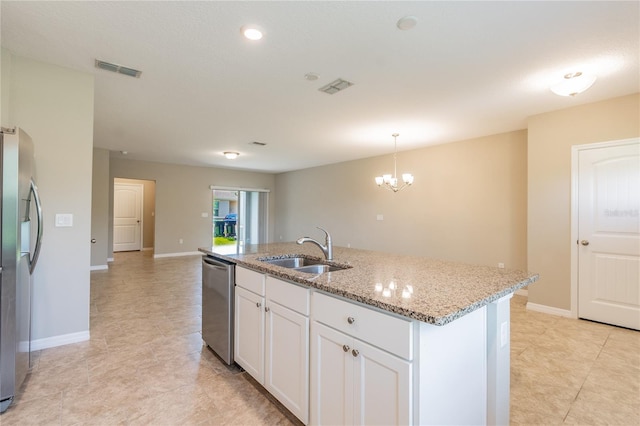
[1,251,638,425]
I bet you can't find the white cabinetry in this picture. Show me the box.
[265,276,310,424]
[234,267,266,382]
[234,267,310,424]
[310,292,413,426]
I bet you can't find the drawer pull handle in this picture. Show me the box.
[352,349,359,357]
[347,316,356,324]
[342,345,350,352]
[256,302,261,308]
[265,306,270,312]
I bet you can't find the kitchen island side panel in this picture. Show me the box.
[416,306,487,425]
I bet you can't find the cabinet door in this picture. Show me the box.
[310,322,353,426]
[353,339,412,426]
[265,301,309,424]
[234,286,265,383]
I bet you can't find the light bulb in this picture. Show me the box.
[223,151,239,160]
[241,26,263,41]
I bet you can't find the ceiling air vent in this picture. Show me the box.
[250,141,267,146]
[318,78,354,95]
[95,59,142,78]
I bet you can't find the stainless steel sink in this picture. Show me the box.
[294,264,345,274]
[258,256,350,274]
[260,257,325,268]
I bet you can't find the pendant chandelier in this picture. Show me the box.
[375,133,414,192]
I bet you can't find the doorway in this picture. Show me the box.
[113,178,156,253]
[212,187,268,254]
[572,138,639,330]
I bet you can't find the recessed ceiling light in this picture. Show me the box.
[223,151,240,160]
[241,26,263,41]
[397,16,418,31]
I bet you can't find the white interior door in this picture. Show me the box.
[578,140,640,330]
[113,183,143,252]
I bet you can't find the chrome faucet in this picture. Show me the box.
[296,227,333,261]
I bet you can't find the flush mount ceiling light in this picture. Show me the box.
[550,72,596,96]
[223,151,240,160]
[95,59,142,78]
[241,26,263,40]
[375,133,414,193]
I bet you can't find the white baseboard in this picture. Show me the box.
[515,289,528,297]
[107,257,114,262]
[31,330,90,351]
[90,264,108,271]
[153,251,202,259]
[526,302,573,318]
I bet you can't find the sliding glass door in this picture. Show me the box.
[212,188,268,254]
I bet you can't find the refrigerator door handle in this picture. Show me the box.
[28,178,43,274]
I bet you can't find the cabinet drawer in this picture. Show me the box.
[266,276,310,316]
[236,266,265,295]
[313,292,413,360]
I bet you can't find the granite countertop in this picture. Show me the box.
[199,243,538,326]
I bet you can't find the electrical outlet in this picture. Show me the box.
[500,322,508,348]
[498,262,505,269]
[179,239,183,244]
[376,214,384,221]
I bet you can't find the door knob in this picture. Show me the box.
[342,345,350,352]
[347,316,355,324]
[90,238,96,244]
[580,240,590,246]
[256,302,261,308]
[352,349,359,357]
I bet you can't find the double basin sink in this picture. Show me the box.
[258,256,350,274]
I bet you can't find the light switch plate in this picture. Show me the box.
[55,213,73,227]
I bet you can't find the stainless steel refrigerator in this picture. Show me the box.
[0,127,43,413]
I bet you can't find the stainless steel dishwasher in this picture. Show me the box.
[202,256,235,365]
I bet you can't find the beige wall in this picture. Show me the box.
[275,130,528,270]
[109,158,276,255]
[91,149,110,267]
[527,93,640,311]
[114,177,156,250]
[1,48,11,126]
[3,51,94,342]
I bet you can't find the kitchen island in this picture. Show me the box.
[200,243,538,425]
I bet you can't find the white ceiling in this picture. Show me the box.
[1,1,638,173]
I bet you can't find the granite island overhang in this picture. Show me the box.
[199,242,538,326]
